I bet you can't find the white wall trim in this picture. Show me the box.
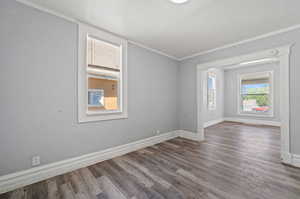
[203,118,224,128]
[197,45,292,165]
[223,117,281,127]
[128,40,179,61]
[16,0,77,22]
[281,153,300,168]
[291,154,300,168]
[15,0,180,61]
[0,131,178,194]
[178,130,204,141]
[0,130,203,194]
[281,152,292,165]
[196,46,292,70]
[180,24,300,61]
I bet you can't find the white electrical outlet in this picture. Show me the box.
[32,156,40,167]
[156,130,160,135]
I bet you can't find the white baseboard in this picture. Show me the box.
[224,117,281,127]
[281,152,300,168]
[1,127,295,194]
[178,130,204,141]
[0,129,203,194]
[203,118,224,128]
[0,131,181,194]
[291,154,300,168]
[281,152,292,165]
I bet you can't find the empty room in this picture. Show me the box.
[1,0,300,198]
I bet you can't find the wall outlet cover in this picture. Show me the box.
[32,156,40,167]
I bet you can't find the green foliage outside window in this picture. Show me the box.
[242,94,269,107]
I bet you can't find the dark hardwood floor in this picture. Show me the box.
[2,122,300,199]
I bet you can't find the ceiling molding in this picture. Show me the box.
[128,40,179,61]
[179,24,300,61]
[16,0,76,22]
[16,0,180,61]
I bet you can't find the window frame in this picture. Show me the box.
[237,71,274,117]
[207,71,217,111]
[78,23,128,123]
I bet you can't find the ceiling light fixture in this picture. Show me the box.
[169,0,189,4]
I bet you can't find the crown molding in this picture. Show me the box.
[15,0,180,61]
[128,40,180,61]
[179,24,300,61]
[16,0,76,22]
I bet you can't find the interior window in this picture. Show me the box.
[87,37,120,113]
[78,24,128,122]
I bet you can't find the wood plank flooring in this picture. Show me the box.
[1,122,300,199]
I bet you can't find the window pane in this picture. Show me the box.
[208,90,216,106]
[88,77,119,112]
[240,74,271,113]
[208,77,213,89]
[207,72,216,110]
[241,94,270,112]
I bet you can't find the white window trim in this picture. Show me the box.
[237,71,274,118]
[207,71,217,111]
[78,23,128,123]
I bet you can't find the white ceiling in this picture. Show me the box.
[20,0,300,59]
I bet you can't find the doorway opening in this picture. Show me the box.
[196,45,292,165]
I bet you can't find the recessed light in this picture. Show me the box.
[169,0,189,4]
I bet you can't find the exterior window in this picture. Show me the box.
[238,71,273,116]
[88,89,104,107]
[207,72,217,110]
[78,24,128,122]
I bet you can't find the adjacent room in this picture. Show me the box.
[1,0,300,198]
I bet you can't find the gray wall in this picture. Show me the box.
[0,0,179,176]
[224,63,280,122]
[179,26,300,155]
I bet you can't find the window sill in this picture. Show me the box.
[87,110,122,116]
[238,112,274,118]
[79,112,128,123]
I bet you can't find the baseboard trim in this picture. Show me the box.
[281,152,292,165]
[281,152,300,168]
[178,130,204,142]
[291,154,300,168]
[224,117,281,127]
[0,131,180,194]
[1,128,293,193]
[203,118,224,128]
